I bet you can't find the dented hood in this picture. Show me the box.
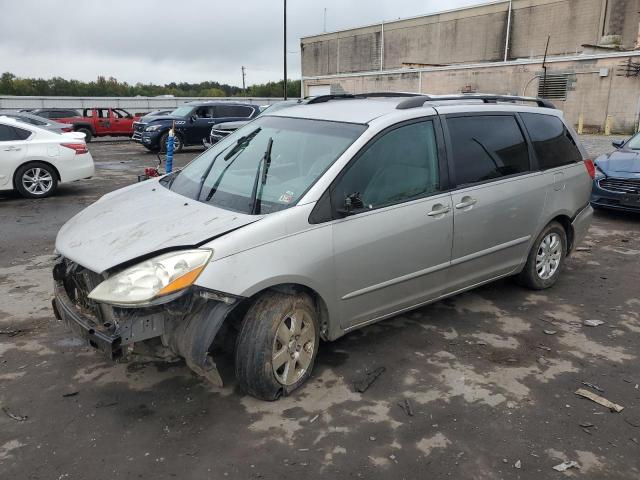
[55,179,260,273]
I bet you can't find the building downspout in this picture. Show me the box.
[380,21,385,71]
[504,0,513,62]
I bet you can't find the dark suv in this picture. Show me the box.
[132,101,259,152]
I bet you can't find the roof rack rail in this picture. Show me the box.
[306,92,421,104]
[396,94,556,110]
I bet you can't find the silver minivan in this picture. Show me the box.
[53,93,594,400]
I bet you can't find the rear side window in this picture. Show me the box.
[216,105,254,118]
[521,113,582,169]
[0,124,30,141]
[447,115,530,186]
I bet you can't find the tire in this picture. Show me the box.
[235,291,319,401]
[517,221,567,290]
[14,162,58,199]
[77,127,93,142]
[159,132,183,153]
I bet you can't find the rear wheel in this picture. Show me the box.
[76,127,92,142]
[517,221,567,290]
[15,162,58,198]
[235,291,319,401]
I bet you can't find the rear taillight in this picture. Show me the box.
[62,143,88,155]
[584,159,596,179]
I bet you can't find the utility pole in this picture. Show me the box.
[283,0,288,100]
[241,66,246,96]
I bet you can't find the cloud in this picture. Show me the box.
[0,0,485,86]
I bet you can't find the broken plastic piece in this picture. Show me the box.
[583,319,604,327]
[575,388,624,413]
[553,461,580,472]
[354,366,385,393]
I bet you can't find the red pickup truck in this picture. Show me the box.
[32,108,141,142]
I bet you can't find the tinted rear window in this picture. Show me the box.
[447,115,530,186]
[0,124,30,141]
[217,105,254,118]
[521,113,582,169]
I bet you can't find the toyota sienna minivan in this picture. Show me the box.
[53,93,594,400]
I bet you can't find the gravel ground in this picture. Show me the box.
[0,136,639,479]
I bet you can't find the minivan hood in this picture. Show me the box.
[595,150,640,174]
[55,179,260,273]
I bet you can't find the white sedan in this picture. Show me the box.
[0,116,95,198]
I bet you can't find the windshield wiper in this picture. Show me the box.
[197,127,261,201]
[249,137,274,215]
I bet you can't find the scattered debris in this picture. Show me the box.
[475,341,487,346]
[2,406,27,422]
[397,399,414,417]
[537,357,548,367]
[624,418,640,428]
[583,319,604,327]
[354,367,385,393]
[575,247,591,252]
[552,461,580,472]
[62,392,79,398]
[537,344,552,352]
[575,388,624,413]
[369,436,376,441]
[514,460,522,469]
[579,422,595,428]
[0,329,30,337]
[502,458,508,464]
[309,414,319,423]
[95,400,118,409]
[582,381,604,393]
[543,330,557,335]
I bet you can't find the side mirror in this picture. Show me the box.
[189,115,196,123]
[337,192,366,216]
[612,139,624,149]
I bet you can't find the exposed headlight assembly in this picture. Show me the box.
[88,249,212,307]
[145,124,164,132]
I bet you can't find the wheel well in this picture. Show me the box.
[233,284,331,341]
[550,215,574,252]
[13,160,61,188]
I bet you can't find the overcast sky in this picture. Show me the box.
[0,0,487,87]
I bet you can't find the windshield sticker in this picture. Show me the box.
[279,191,295,203]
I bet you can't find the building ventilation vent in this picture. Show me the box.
[537,74,570,100]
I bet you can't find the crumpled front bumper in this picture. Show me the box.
[53,284,124,360]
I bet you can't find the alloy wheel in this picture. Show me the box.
[536,232,562,280]
[22,167,53,196]
[272,309,316,385]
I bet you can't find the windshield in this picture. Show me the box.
[625,133,640,150]
[170,105,195,117]
[161,116,366,215]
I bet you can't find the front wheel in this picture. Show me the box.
[517,221,567,290]
[235,291,319,401]
[159,132,183,153]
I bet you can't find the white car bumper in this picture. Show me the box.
[60,152,95,183]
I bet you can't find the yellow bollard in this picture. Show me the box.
[578,113,584,135]
[604,115,613,136]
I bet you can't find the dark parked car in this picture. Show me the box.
[591,134,640,212]
[208,100,305,144]
[30,108,81,119]
[133,101,260,152]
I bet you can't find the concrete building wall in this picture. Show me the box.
[303,53,640,134]
[301,0,640,77]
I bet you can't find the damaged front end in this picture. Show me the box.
[52,256,241,386]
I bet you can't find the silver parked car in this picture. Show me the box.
[0,111,73,134]
[53,93,594,400]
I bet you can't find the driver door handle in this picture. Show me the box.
[427,205,451,217]
[4,146,21,151]
[455,197,477,209]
